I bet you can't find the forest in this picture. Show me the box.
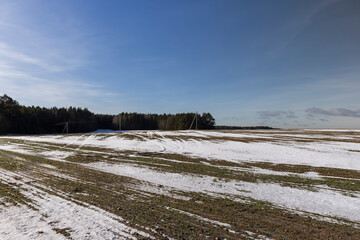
[0,94,215,134]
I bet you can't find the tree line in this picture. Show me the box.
[0,94,215,134]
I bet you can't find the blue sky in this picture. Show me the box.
[0,0,359,128]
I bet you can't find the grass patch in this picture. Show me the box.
[52,227,72,238]
[0,181,32,206]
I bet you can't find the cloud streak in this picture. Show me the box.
[0,2,118,110]
[0,43,113,108]
[306,107,360,118]
[267,0,341,57]
[258,110,298,119]
[0,42,46,68]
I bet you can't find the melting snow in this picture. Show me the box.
[6,130,360,170]
[86,161,360,223]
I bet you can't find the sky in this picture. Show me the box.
[0,0,359,128]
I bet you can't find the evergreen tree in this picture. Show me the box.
[0,94,216,134]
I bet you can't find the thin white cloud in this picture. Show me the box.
[0,75,116,108]
[0,1,116,109]
[0,40,87,72]
[0,42,51,70]
[268,0,341,56]
[0,41,111,107]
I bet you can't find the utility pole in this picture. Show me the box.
[62,122,69,134]
[189,112,198,130]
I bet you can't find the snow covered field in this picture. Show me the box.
[0,129,360,239]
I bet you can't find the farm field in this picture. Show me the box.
[0,129,360,239]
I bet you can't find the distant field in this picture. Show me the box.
[0,129,360,239]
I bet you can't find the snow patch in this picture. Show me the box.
[86,161,360,223]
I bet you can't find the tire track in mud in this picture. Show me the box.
[64,134,87,148]
[76,134,98,150]
[148,134,203,155]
